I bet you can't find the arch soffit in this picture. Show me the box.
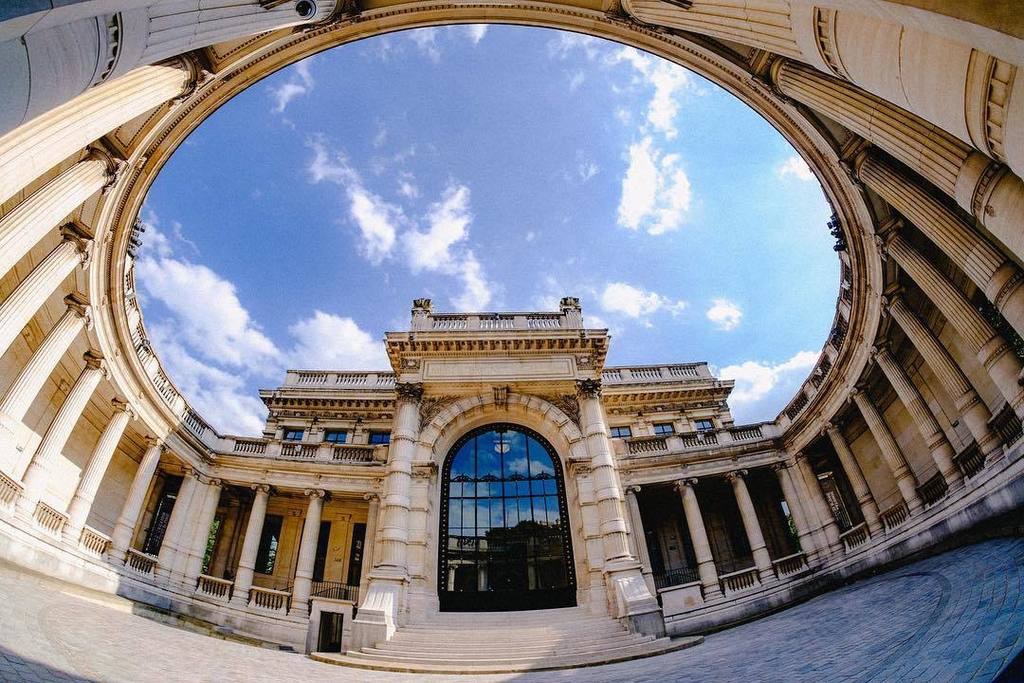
[84,4,879,447]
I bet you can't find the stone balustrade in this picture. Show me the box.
[283,370,396,389]
[954,444,986,479]
[840,522,870,552]
[33,502,67,537]
[125,548,159,576]
[917,473,950,508]
[0,471,21,509]
[601,363,712,384]
[416,311,568,332]
[771,552,809,578]
[79,526,111,556]
[196,574,233,602]
[719,567,760,595]
[881,502,911,532]
[225,438,381,465]
[623,423,778,457]
[249,586,291,614]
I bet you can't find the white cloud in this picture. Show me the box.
[775,154,815,182]
[397,172,419,199]
[706,298,743,331]
[404,185,472,272]
[407,28,441,62]
[307,139,400,264]
[465,24,488,44]
[287,310,388,369]
[610,47,692,139]
[618,137,692,235]
[269,59,315,114]
[452,253,493,311]
[600,282,687,318]
[720,351,819,405]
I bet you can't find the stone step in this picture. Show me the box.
[378,631,653,653]
[408,606,591,624]
[372,634,657,657]
[403,614,618,628]
[312,636,703,674]
[389,623,629,641]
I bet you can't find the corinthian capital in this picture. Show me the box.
[395,382,423,402]
[576,378,602,399]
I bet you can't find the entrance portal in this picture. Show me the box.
[439,424,577,611]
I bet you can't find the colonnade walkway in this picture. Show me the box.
[0,537,1022,682]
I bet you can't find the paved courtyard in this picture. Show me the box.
[1,538,1022,682]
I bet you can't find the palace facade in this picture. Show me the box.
[1,0,1024,673]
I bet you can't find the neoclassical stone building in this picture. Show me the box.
[1,0,1023,673]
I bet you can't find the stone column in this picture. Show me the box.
[353,383,421,647]
[726,470,773,582]
[577,379,662,635]
[358,492,380,604]
[0,294,88,422]
[887,295,1001,459]
[17,351,104,511]
[0,155,113,279]
[289,488,326,617]
[851,389,923,514]
[0,58,198,207]
[624,485,656,594]
[183,477,223,586]
[770,59,1024,263]
[65,399,134,538]
[109,437,163,560]
[771,462,817,557]
[794,455,842,553]
[873,346,963,488]
[885,234,1024,420]
[675,479,723,600]
[859,151,1024,341]
[0,226,91,360]
[157,471,199,582]
[824,424,882,536]
[230,484,270,607]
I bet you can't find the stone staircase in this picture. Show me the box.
[312,606,702,673]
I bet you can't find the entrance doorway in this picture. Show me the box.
[439,424,576,611]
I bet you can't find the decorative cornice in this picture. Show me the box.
[576,378,602,399]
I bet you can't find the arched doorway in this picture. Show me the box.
[439,424,577,612]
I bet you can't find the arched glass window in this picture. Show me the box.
[439,424,576,611]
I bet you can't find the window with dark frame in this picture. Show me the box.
[255,514,284,574]
[369,431,391,445]
[609,426,633,438]
[653,423,675,435]
[282,429,304,441]
[694,419,714,432]
[323,430,348,444]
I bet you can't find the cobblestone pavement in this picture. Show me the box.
[1,538,1023,682]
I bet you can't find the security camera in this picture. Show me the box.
[295,0,317,18]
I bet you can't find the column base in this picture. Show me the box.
[350,572,408,650]
[604,562,665,638]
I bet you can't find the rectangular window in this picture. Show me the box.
[369,431,391,445]
[283,429,304,441]
[323,430,348,443]
[609,426,632,438]
[694,419,714,432]
[653,423,675,435]
[255,514,284,575]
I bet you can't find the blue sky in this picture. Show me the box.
[137,25,838,435]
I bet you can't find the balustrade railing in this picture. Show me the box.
[331,445,376,463]
[79,526,111,556]
[772,552,808,578]
[719,566,760,594]
[679,431,718,448]
[280,442,317,459]
[232,439,267,454]
[34,501,67,536]
[653,566,700,590]
[991,403,1024,448]
[729,426,763,441]
[249,586,291,613]
[840,522,869,551]
[125,548,159,576]
[881,502,910,531]
[917,473,949,508]
[601,364,707,385]
[310,581,359,603]
[954,443,985,479]
[196,574,233,601]
[627,437,668,455]
[0,471,22,509]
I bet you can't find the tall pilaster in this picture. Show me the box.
[873,346,963,488]
[675,479,722,600]
[576,379,662,635]
[65,399,134,538]
[231,484,270,607]
[157,470,199,582]
[358,492,380,603]
[0,294,88,422]
[624,485,656,594]
[794,455,842,554]
[726,470,773,582]
[0,226,91,360]
[886,295,1001,459]
[771,462,818,558]
[0,155,112,279]
[858,151,1024,341]
[290,488,325,616]
[885,234,1024,420]
[17,351,104,511]
[110,437,163,560]
[824,424,882,536]
[183,477,223,586]
[851,389,923,514]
